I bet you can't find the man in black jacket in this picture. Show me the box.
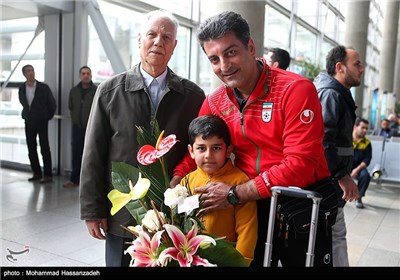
[314,45,363,266]
[18,64,57,183]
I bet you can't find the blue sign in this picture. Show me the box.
[371,88,378,129]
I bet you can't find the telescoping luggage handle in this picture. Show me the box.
[263,186,323,267]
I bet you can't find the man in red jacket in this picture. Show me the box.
[172,11,358,267]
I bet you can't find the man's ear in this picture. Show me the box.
[188,144,195,159]
[248,38,256,57]
[226,144,234,158]
[335,61,344,74]
[273,61,280,68]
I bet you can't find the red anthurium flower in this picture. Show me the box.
[137,130,179,165]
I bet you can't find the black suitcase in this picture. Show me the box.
[263,186,322,267]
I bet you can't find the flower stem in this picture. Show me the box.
[138,199,148,211]
[120,225,139,237]
[159,158,169,189]
[151,200,166,227]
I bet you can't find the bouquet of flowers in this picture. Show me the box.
[107,125,247,267]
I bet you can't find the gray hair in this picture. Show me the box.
[141,10,179,35]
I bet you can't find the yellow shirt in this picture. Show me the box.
[181,160,258,266]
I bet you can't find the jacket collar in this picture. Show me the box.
[316,72,357,111]
[125,64,185,95]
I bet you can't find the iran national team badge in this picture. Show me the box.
[262,102,273,122]
[300,109,314,124]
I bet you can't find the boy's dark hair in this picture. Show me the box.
[268,48,291,70]
[188,115,231,147]
[197,11,250,51]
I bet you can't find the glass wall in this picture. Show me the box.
[0,0,387,170]
[322,4,337,40]
[0,17,45,165]
[88,2,142,83]
[264,5,290,51]
[0,17,45,82]
[141,0,194,18]
[294,24,317,61]
[88,1,193,83]
[264,0,379,83]
[296,0,318,28]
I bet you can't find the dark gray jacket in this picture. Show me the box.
[68,81,97,128]
[314,72,357,206]
[79,64,205,237]
[18,80,57,122]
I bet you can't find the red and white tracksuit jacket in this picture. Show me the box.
[174,58,330,198]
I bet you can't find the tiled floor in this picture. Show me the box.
[1,168,105,267]
[345,180,400,266]
[1,167,399,267]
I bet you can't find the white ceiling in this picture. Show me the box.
[0,0,75,21]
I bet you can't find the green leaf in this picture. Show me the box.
[112,160,166,212]
[111,162,148,222]
[198,238,248,267]
[126,200,147,224]
[296,58,323,81]
[135,123,170,212]
[111,122,171,220]
[138,162,166,208]
[136,123,158,147]
[111,162,140,193]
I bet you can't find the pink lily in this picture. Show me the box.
[124,229,166,267]
[137,130,179,165]
[158,221,217,267]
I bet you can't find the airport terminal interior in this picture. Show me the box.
[1,169,399,267]
[1,0,400,268]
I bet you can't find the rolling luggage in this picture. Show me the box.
[263,186,323,267]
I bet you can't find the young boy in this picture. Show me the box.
[181,115,257,266]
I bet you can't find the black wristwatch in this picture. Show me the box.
[227,186,240,205]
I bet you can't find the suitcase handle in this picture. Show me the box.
[264,186,322,267]
[271,186,322,200]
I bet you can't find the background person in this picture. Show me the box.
[172,11,333,267]
[18,64,57,184]
[265,47,291,70]
[372,118,393,139]
[79,10,205,267]
[314,45,363,266]
[182,115,257,266]
[351,118,372,209]
[63,66,97,189]
[387,113,400,136]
